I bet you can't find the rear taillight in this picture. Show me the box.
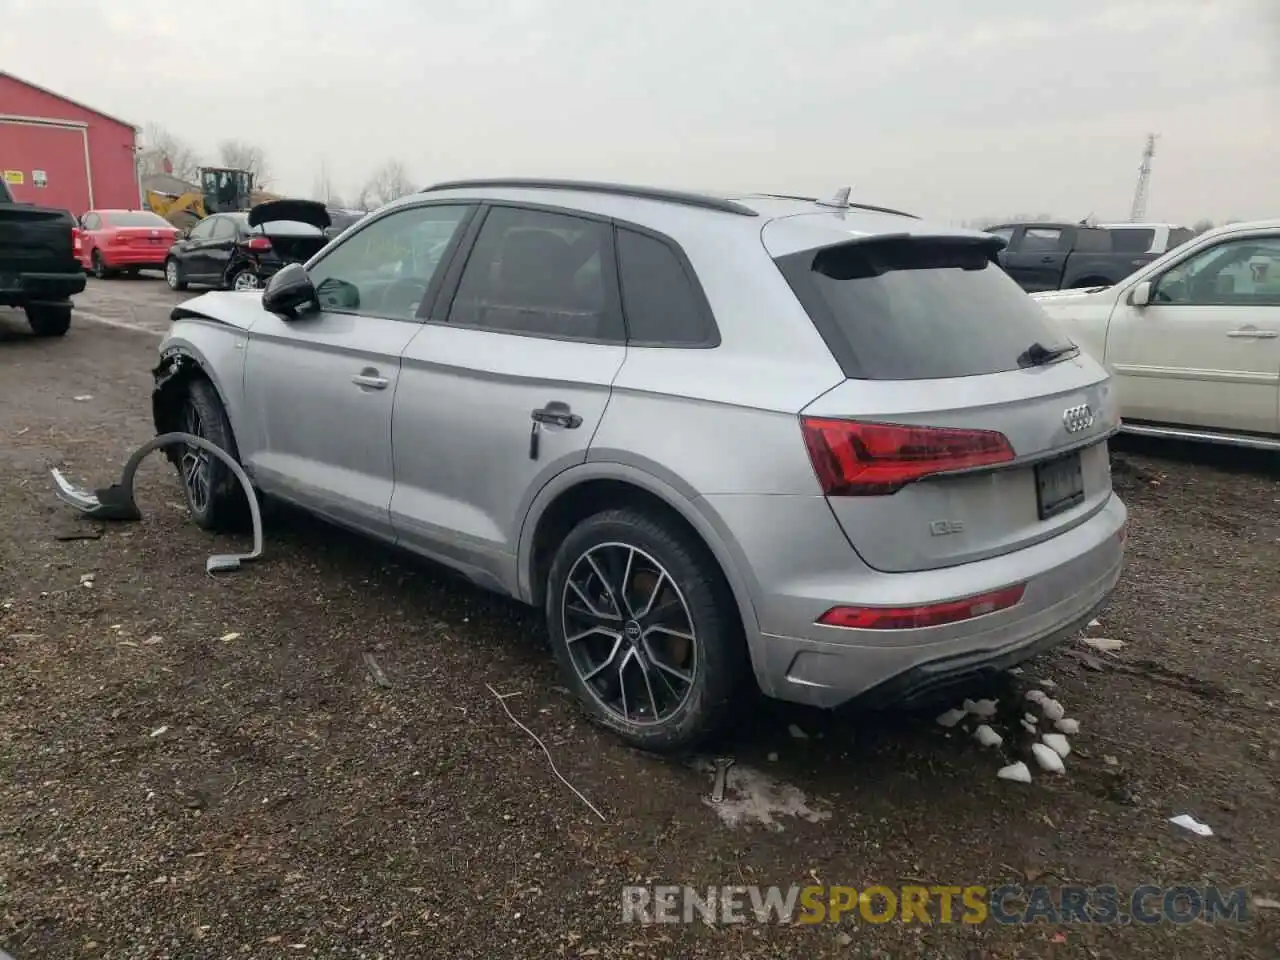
[800,418,1015,496]
[72,227,81,253]
[246,236,272,252]
[817,584,1026,631]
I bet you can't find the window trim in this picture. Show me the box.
[300,199,480,324]
[428,200,627,346]
[613,222,721,349]
[1150,233,1280,307]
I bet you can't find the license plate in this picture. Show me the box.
[1035,452,1085,520]
[150,237,162,244]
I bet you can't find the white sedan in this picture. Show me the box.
[1033,219,1280,450]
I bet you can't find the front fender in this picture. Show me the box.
[153,321,247,443]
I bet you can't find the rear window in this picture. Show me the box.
[1106,228,1155,253]
[774,237,1072,380]
[105,211,171,228]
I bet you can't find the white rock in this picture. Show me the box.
[787,724,809,740]
[1040,699,1066,722]
[1031,743,1066,773]
[1025,690,1048,705]
[1169,814,1213,837]
[1054,718,1080,735]
[965,698,998,719]
[1023,712,1039,725]
[935,708,966,728]
[1042,733,1071,758]
[973,725,1003,748]
[1007,667,1024,676]
[1021,719,1038,733]
[1087,618,1101,628]
[1037,679,1057,690]
[1083,637,1126,653]
[767,752,779,762]
[997,762,1032,783]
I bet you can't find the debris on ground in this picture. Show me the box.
[787,723,809,740]
[1054,718,1081,735]
[362,651,392,689]
[1169,814,1213,837]
[1031,743,1066,774]
[997,762,1032,783]
[936,708,966,728]
[1042,733,1071,758]
[974,725,1002,748]
[1084,637,1126,653]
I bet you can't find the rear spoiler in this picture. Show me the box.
[807,232,1007,279]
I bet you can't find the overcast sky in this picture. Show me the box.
[1,0,1275,223]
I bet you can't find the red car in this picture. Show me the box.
[77,209,180,278]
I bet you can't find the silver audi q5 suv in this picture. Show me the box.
[152,179,1127,751]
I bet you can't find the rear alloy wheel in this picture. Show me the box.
[164,258,187,291]
[25,302,72,338]
[231,269,261,292]
[546,508,747,752]
[91,250,110,280]
[177,378,247,531]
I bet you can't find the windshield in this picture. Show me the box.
[105,211,171,228]
[775,237,1073,380]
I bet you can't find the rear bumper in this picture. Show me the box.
[709,491,1127,709]
[0,270,86,305]
[98,247,171,267]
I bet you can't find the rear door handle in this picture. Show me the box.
[352,371,389,389]
[1227,328,1278,339]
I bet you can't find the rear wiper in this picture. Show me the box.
[1018,341,1079,367]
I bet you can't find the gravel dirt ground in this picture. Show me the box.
[2,278,1279,959]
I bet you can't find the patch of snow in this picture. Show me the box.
[690,758,831,832]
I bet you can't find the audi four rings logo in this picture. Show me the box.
[1062,404,1095,433]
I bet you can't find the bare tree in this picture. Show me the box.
[138,123,201,182]
[217,139,272,185]
[361,160,416,208]
[312,163,344,208]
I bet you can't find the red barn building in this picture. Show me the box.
[0,71,139,217]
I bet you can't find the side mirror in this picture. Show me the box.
[262,263,318,317]
[1130,280,1152,308]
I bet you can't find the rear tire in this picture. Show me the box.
[229,268,261,292]
[25,303,72,338]
[545,507,748,753]
[176,378,248,532]
[165,258,188,291]
[91,250,111,280]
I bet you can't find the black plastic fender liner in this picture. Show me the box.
[50,432,263,574]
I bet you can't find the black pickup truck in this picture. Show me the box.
[0,178,85,336]
[985,221,1161,293]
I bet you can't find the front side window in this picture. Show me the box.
[188,218,215,241]
[446,206,621,342]
[1153,236,1280,306]
[307,204,470,320]
[1021,227,1063,252]
[211,217,237,240]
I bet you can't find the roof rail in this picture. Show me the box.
[420,178,760,217]
[745,192,920,220]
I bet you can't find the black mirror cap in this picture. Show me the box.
[262,263,317,318]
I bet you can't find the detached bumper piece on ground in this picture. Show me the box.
[50,431,263,574]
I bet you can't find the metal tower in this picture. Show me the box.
[1129,134,1159,222]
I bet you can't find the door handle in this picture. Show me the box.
[1040,256,1055,263]
[352,372,389,389]
[531,405,582,429]
[1227,329,1278,339]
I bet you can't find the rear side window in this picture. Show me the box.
[1073,228,1113,252]
[1167,227,1195,250]
[774,237,1072,380]
[616,228,717,346]
[1107,228,1155,253]
[447,206,623,342]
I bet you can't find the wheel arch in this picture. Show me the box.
[517,461,765,673]
[151,340,241,464]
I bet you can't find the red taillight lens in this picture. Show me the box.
[72,228,81,251]
[800,418,1015,496]
[246,236,272,252]
[818,584,1026,631]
